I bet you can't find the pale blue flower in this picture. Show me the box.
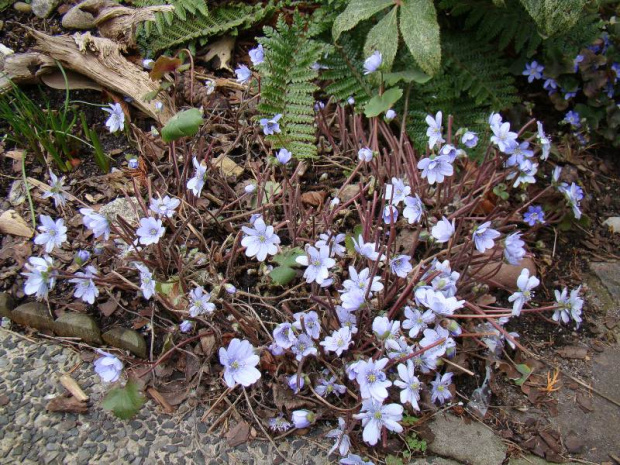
[418,155,453,184]
[134,262,156,300]
[315,231,346,257]
[403,194,424,224]
[22,255,56,300]
[42,170,68,208]
[288,374,305,393]
[431,217,455,243]
[320,327,352,356]
[363,51,382,74]
[291,333,317,361]
[273,322,296,349]
[385,109,396,121]
[509,268,539,316]
[187,157,207,196]
[94,349,123,383]
[559,182,584,219]
[292,410,315,428]
[276,148,292,165]
[358,147,373,162]
[472,221,501,253]
[564,110,581,128]
[352,235,385,261]
[505,141,534,168]
[353,399,403,446]
[142,58,154,70]
[461,130,478,148]
[296,245,335,285]
[179,320,193,333]
[573,54,584,72]
[259,114,282,135]
[430,372,453,404]
[425,111,445,148]
[235,64,252,84]
[128,158,139,169]
[136,217,165,246]
[537,122,551,160]
[292,310,321,339]
[34,215,67,253]
[149,195,180,218]
[523,205,545,226]
[355,357,391,402]
[249,44,264,66]
[241,217,280,261]
[316,376,346,397]
[394,361,421,410]
[268,416,292,432]
[491,122,518,153]
[69,265,99,304]
[504,232,526,265]
[188,286,215,317]
[219,338,261,388]
[553,286,584,327]
[382,204,398,224]
[543,77,558,94]
[342,266,383,295]
[74,250,90,266]
[326,417,351,456]
[340,454,374,465]
[103,103,125,133]
[523,61,544,83]
[390,255,413,278]
[402,306,435,338]
[385,177,410,205]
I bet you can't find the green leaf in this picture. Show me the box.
[102,380,145,420]
[332,0,393,42]
[269,266,297,286]
[344,225,364,254]
[513,363,533,386]
[364,6,399,72]
[385,456,405,465]
[272,247,305,268]
[400,0,442,76]
[364,87,403,118]
[160,108,204,143]
[383,70,431,86]
[519,0,588,37]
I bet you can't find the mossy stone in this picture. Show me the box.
[11,302,55,332]
[102,327,147,358]
[54,313,102,344]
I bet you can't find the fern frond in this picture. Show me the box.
[137,3,272,54]
[257,12,327,159]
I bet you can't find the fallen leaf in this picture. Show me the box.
[98,299,118,317]
[200,334,216,358]
[226,421,250,447]
[0,210,34,237]
[202,36,235,72]
[150,56,182,80]
[301,191,326,207]
[576,391,593,413]
[46,396,89,413]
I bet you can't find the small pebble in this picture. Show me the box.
[13,1,32,13]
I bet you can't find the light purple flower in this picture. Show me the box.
[296,245,335,285]
[523,205,545,226]
[241,217,280,261]
[491,122,518,153]
[523,61,544,82]
[403,194,424,224]
[504,232,526,265]
[559,182,584,219]
[276,148,292,165]
[363,51,382,74]
[42,170,68,208]
[430,372,453,404]
[268,415,292,432]
[34,215,67,253]
[355,357,391,402]
[320,326,352,356]
[385,109,396,121]
[187,157,207,197]
[336,306,358,334]
[390,255,413,278]
[22,255,56,299]
[326,417,351,456]
[273,322,296,349]
[543,77,558,94]
[553,286,584,328]
[342,266,383,295]
[425,111,445,148]
[402,306,435,338]
[358,147,373,162]
[316,376,346,397]
[179,320,193,333]
[564,110,581,128]
[235,64,252,84]
[134,262,156,300]
[75,250,90,266]
[315,231,347,257]
[353,400,403,446]
[537,122,551,160]
[417,288,464,316]
[394,361,422,410]
[293,311,321,340]
[136,217,165,246]
[508,268,540,316]
[431,217,455,243]
[142,58,154,70]
[94,349,123,383]
[382,204,398,224]
[573,54,584,72]
[505,141,534,168]
[385,178,410,205]
[347,96,355,105]
[340,289,366,312]
[352,235,385,261]
[69,266,99,304]
[292,410,316,428]
[508,159,538,188]
[472,221,501,253]
[249,44,264,66]
[188,286,215,317]
[291,333,317,361]
[340,454,374,465]
[418,155,453,184]
[103,103,125,133]
[461,131,478,148]
[288,374,305,393]
[218,338,261,388]
[419,326,454,359]
[372,316,400,344]
[149,195,180,218]
[259,114,282,135]
[439,144,457,162]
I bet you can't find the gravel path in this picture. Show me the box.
[0,328,332,465]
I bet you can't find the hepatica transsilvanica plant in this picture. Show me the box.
[20,48,588,464]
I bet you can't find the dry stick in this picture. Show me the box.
[242,388,295,465]
[440,357,475,376]
[206,390,244,434]
[200,387,233,422]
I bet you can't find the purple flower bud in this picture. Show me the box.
[75,250,91,266]
[179,320,193,333]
